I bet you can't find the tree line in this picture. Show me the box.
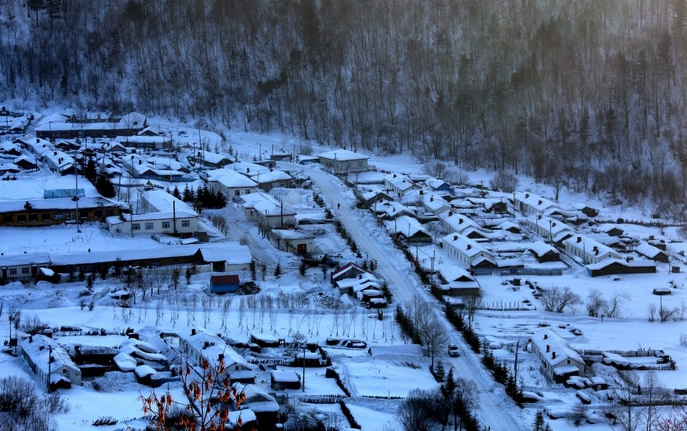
[4,0,687,215]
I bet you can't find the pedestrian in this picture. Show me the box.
[337,202,340,210]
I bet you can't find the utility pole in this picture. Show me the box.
[302,344,306,392]
[48,345,53,393]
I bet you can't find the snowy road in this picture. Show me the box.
[310,168,526,431]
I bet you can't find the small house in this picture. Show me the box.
[210,275,240,294]
[19,335,82,391]
[528,241,561,263]
[529,330,586,383]
[441,233,496,269]
[271,371,301,390]
[271,229,315,254]
[513,191,558,216]
[331,262,372,284]
[635,242,669,263]
[318,149,369,174]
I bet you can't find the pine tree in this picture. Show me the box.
[274,263,282,278]
[95,174,116,198]
[172,186,181,199]
[85,157,97,181]
[182,184,194,202]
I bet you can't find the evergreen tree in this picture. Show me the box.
[84,157,97,181]
[172,185,181,199]
[274,262,282,278]
[182,184,194,202]
[95,174,116,198]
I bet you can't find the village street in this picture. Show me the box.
[309,168,527,430]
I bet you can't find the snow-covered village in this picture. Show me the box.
[4,1,687,431]
[0,106,685,431]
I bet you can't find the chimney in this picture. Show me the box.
[218,353,224,362]
[552,351,556,360]
[577,236,582,243]
[538,215,542,220]
[546,344,550,352]
[538,200,542,205]
[448,211,453,217]
[467,244,472,250]
[543,334,548,340]
[525,193,530,198]
[430,196,434,202]
[191,328,196,336]
[453,235,458,241]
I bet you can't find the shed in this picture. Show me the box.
[210,275,240,294]
[270,371,301,390]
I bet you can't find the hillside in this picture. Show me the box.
[2,0,687,213]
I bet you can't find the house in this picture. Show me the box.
[270,371,301,390]
[114,135,172,151]
[439,211,492,241]
[0,142,22,156]
[20,335,82,390]
[335,272,382,296]
[513,191,558,216]
[198,244,253,273]
[230,383,280,429]
[107,190,197,236]
[13,155,38,170]
[385,215,433,244]
[529,330,586,383]
[384,173,418,198]
[422,193,450,216]
[271,229,315,254]
[43,150,76,175]
[247,169,293,191]
[586,258,657,277]
[436,265,481,297]
[35,112,146,140]
[635,242,669,263]
[250,333,281,348]
[354,188,392,209]
[317,149,369,174]
[600,225,624,237]
[177,329,252,381]
[207,168,259,199]
[523,215,573,243]
[373,201,415,220]
[424,177,451,192]
[194,150,232,168]
[240,192,296,229]
[331,262,371,284]
[563,235,621,265]
[0,252,51,284]
[528,241,561,263]
[0,197,121,227]
[210,275,240,293]
[441,233,496,269]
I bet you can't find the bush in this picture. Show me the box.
[0,376,59,430]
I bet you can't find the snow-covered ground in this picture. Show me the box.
[1,113,687,430]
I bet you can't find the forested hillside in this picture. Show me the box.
[2,0,687,215]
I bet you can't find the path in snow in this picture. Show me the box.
[310,168,527,431]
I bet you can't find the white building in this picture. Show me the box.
[240,192,296,229]
[563,234,621,264]
[529,329,586,383]
[177,329,252,381]
[20,335,82,390]
[441,233,495,268]
[513,191,558,216]
[523,215,573,243]
[107,190,198,236]
[207,168,258,198]
[318,149,369,173]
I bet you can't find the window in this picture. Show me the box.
[235,190,240,196]
[94,210,102,217]
[8,268,17,275]
[132,223,141,231]
[181,220,190,228]
[16,215,26,222]
[41,213,51,221]
[29,214,38,222]
[54,213,64,220]
[145,222,154,230]
[21,267,30,274]
[3,215,12,223]
[65,212,74,220]
[162,221,171,229]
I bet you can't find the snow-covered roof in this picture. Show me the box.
[178,329,250,371]
[585,258,656,270]
[248,169,292,183]
[271,370,300,383]
[229,161,271,176]
[441,233,493,260]
[422,193,450,213]
[384,173,415,191]
[528,241,559,258]
[231,382,279,413]
[141,189,196,216]
[271,229,314,240]
[513,191,558,213]
[197,151,230,165]
[438,265,476,283]
[531,329,584,368]
[19,335,80,376]
[207,168,258,188]
[424,177,449,190]
[0,196,118,213]
[563,235,620,259]
[375,201,414,218]
[199,243,252,265]
[635,242,665,259]
[385,215,429,238]
[318,149,368,161]
[240,192,296,217]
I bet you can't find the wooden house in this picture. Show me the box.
[318,149,369,174]
[20,335,82,391]
[270,371,301,390]
[0,197,120,227]
[635,242,669,263]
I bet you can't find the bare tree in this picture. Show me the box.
[643,370,664,431]
[606,290,630,318]
[586,288,607,317]
[540,286,582,313]
[612,371,642,431]
[410,297,448,367]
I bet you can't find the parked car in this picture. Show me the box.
[447,344,460,357]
